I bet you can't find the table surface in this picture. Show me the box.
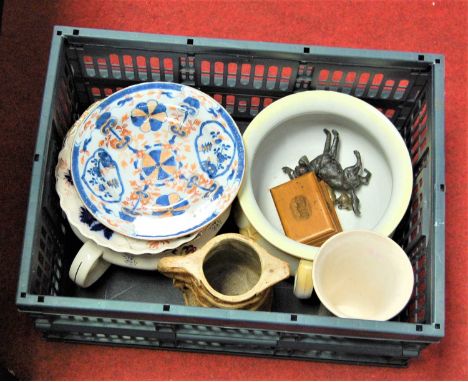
[0,0,467,380]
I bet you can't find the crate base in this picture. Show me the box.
[40,330,419,368]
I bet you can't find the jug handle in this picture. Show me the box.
[294,259,314,299]
[69,240,111,288]
[158,250,206,281]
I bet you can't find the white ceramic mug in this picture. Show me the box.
[313,230,414,321]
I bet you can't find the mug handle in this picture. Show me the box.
[294,259,314,299]
[69,241,111,288]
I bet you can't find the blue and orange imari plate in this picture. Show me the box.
[71,82,245,240]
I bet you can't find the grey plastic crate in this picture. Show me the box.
[16,26,445,367]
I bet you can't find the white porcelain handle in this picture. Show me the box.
[69,241,111,287]
[293,259,314,299]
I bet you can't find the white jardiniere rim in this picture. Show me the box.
[238,90,413,261]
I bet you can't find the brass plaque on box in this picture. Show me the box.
[270,172,342,246]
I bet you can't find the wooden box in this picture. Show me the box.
[270,172,342,246]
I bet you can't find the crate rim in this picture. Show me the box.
[16,25,445,346]
[54,25,445,64]
[17,294,443,341]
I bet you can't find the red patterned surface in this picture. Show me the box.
[0,0,466,379]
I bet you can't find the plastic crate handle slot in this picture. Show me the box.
[69,241,111,287]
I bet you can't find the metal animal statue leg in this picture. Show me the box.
[343,150,370,188]
[330,129,340,158]
[360,168,372,185]
[336,192,353,211]
[351,150,372,185]
[298,155,310,168]
[345,150,363,179]
[352,150,362,171]
[349,189,361,216]
[282,166,295,180]
[310,129,336,172]
[322,129,332,154]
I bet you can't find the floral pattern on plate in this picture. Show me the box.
[56,102,198,255]
[71,82,244,240]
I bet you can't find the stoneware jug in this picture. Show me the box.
[158,233,290,310]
